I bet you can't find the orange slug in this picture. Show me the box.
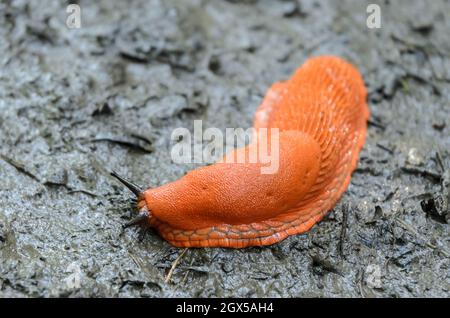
[112,55,369,248]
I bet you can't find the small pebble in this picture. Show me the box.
[407,148,424,166]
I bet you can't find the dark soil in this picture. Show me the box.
[0,0,449,297]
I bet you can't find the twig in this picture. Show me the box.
[338,204,349,259]
[311,254,343,276]
[0,153,40,182]
[400,166,441,182]
[165,248,188,283]
[67,189,98,197]
[90,137,153,153]
[181,255,195,285]
[395,217,450,258]
[376,143,394,155]
[435,150,446,173]
[368,119,386,130]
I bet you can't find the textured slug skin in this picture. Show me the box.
[142,56,369,248]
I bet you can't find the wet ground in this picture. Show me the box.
[0,0,449,297]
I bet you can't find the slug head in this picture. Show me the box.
[110,171,152,229]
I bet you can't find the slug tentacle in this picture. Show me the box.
[111,171,143,197]
[123,208,150,229]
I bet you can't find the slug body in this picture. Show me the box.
[133,56,369,248]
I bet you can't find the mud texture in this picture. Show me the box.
[0,0,449,297]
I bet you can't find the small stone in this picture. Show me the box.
[407,148,425,166]
[392,199,402,213]
[432,119,446,131]
[0,222,6,244]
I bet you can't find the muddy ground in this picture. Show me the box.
[0,0,449,297]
